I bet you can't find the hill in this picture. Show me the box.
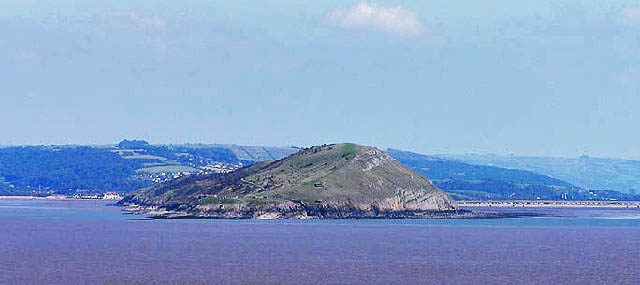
[0,141,297,195]
[119,144,459,219]
[440,154,640,194]
[2,140,638,201]
[387,149,639,201]
[0,146,150,195]
[112,140,297,174]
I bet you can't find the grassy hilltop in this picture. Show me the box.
[120,144,458,219]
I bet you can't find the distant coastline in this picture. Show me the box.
[3,195,638,209]
[0,194,122,201]
[0,196,74,200]
[459,200,640,208]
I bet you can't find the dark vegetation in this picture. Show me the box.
[340,143,359,160]
[0,146,150,194]
[0,140,290,195]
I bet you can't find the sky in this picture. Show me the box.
[1,0,639,159]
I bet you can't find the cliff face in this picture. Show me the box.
[119,144,458,219]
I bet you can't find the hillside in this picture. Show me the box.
[119,144,459,219]
[387,149,639,201]
[112,140,297,174]
[3,140,638,201]
[441,154,640,194]
[0,141,297,195]
[0,146,150,195]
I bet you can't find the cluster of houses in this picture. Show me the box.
[71,192,123,200]
[43,162,245,201]
[139,163,242,184]
[199,163,239,174]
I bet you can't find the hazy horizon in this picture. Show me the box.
[2,139,638,161]
[3,1,639,159]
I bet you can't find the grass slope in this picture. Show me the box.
[122,143,457,218]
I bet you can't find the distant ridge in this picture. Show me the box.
[0,141,297,195]
[2,141,638,201]
[441,153,640,194]
[386,149,640,201]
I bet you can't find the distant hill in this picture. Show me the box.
[440,154,640,194]
[2,140,639,201]
[386,149,639,201]
[0,141,297,195]
[119,144,457,219]
[0,146,150,195]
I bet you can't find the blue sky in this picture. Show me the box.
[1,1,639,159]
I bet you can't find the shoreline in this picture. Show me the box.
[3,196,638,209]
[458,200,640,208]
[121,203,548,220]
[0,196,119,201]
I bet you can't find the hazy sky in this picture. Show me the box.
[2,1,639,159]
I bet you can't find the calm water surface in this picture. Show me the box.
[0,199,638,284]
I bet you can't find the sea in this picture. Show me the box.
[0,199,638,284]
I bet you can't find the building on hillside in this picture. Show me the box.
[102,192,123,200]
[73,193,101,199]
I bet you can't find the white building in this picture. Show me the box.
[102,192,123,200]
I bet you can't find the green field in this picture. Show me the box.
[135,165,199,174]
[446,190,505,200]
[122,154,168,161]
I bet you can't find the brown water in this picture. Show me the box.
[0,200,638,284]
